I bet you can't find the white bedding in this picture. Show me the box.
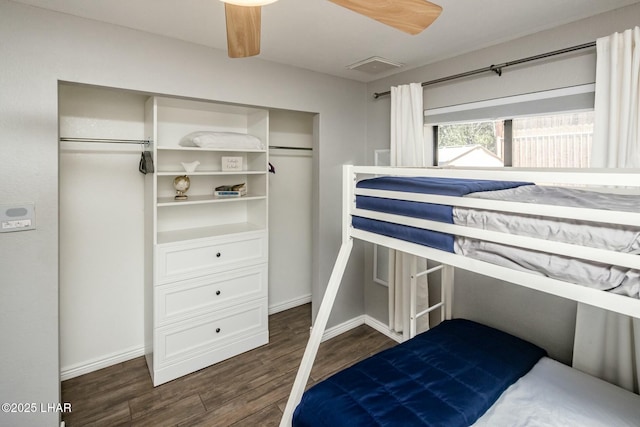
[472,357,640,426]
[178,131,264,150]
[453,185,640,298]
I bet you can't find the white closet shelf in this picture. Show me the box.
[157,222,265,245]
[157,146,266,153]
[157,194,266,207]
[156,171,266,176]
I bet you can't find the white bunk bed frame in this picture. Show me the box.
[280,165,640,426]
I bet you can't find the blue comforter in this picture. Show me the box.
[293,319,546,427]
[353,177,532,252]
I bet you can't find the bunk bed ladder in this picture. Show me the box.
[408,259,455,338]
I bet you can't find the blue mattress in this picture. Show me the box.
[293,319,546,427]
[353,177,532,252]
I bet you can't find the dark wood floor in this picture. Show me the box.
[61,304,396,426]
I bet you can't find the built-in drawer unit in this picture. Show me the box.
[154,264,267,326]
[145,97,270,386]
[154,298,268,368]
[156,230,267,284]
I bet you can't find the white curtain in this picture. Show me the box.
[591,26,640,167]
[388,83,429,338]
[573,26,640,394]
[390,83,427,167]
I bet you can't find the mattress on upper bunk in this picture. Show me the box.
[354,176,532,252]
[454,185,640,298]
[353,176,640,298]
[292,318,546,427]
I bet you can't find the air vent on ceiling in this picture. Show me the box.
[346,56,404,74]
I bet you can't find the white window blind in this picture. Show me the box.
[424,84,595,125]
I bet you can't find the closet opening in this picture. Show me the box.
[58,82,317,384]
[267,109,315,317]
[58,82,148,381]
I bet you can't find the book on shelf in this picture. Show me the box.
[214,183,247,197]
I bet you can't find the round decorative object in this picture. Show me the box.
[173,175,191,200]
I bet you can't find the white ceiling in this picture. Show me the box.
[10,0,640,82]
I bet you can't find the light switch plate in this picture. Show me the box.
[1,203,36,232]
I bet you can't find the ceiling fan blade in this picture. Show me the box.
[225,3,261,58]
[329,0,442,35]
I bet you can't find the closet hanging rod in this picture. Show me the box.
[373,41,596,99]
[269,145,313,151]
[60,137,151,146]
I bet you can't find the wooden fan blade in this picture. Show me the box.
[225,3,261,58]
[329,0,442,35]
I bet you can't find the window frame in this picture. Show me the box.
[426,84,595,168]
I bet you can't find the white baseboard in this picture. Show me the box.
[59,311,397,381]
[60,298,312,382]
[321,315,365,342]
[320,314,403,343]
[60,345,145,381]
[268,294,311,315]
[364,315,403,343]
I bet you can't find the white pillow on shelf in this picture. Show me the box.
[179,131,264,150]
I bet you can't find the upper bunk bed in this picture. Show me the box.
[280,165,640,427]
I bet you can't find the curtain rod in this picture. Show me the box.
[373,41,596,99]
[60,137,151,146]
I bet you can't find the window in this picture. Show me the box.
[435,111,593,168]
[437,120,505,167]
[426,85,595,168]
[512,111,593,168]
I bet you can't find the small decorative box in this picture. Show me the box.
[221,156,243,171]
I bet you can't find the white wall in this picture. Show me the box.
[363,3,640,363]
[0,2,366,425]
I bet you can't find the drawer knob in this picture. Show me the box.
[216,290,221,296]
[216,328,221,333]
[216,252,221,258]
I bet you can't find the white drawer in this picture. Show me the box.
[156,231,267,283]
[154,264,267,326]
[154,298,267,368]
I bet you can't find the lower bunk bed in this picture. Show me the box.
[280,165,640,427]
[293,319,640,427]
